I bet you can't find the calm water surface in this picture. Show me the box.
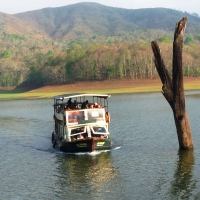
[1,92,200,199]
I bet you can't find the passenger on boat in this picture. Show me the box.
[88,104,94,108]
[81,100,89,109]
[72,100,78,109]
[65,105,71,110]
[94,133,106,138]
[67,98,72,108]
[83,133,88,138]
[58,105,63,113]
[94,102,102,108]
[91,133,100,138]
[77,134,84,140]
[71,136,76,141]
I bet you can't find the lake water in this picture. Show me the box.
[1,92,200,199]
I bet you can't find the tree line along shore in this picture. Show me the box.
[1,40,200,90]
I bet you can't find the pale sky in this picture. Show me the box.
[1,0,200,15]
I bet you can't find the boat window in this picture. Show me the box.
[71,126,86,135]
[67,110,85,123]
[87,109,104,122]
[91,126,107,133]
[90,126,108,138]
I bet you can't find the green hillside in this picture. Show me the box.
[0,3,200,89]
[14,3,200,43]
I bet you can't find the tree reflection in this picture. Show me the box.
[170,149,196,199]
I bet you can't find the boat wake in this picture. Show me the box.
[64,149,111,156]
[58,146,121,156]
[113,146,121,150]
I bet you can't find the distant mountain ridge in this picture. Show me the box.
[11,2,200,43]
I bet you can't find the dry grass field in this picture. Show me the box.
[1,77,200,99]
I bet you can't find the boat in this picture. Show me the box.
[52,93,112,152]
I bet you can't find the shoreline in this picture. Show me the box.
[1,77,200,99]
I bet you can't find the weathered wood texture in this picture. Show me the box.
[151,17,193,149]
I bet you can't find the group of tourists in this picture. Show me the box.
[57,98,103,113]
[81,100,102,109]
[67,98,102,110]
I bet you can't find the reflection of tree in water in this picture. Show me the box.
[170,149,196,199]
[55,152,116,198]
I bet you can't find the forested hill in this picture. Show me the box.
[0,3,200,89]
[14,2,200,43]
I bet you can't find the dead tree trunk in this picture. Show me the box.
[151,17,193,150]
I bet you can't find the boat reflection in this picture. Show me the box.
[170,149,196,199]
[55,151,116,197]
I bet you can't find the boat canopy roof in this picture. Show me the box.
[53,93,111,100]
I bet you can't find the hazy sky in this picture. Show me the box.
[1,0,199,15]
